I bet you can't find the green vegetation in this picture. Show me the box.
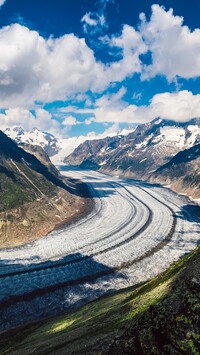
[0,130,65,213]
[0,174,32,211]
[0,161,57,212]
[1,247,199,354]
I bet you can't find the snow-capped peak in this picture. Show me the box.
[4,126,25,136]
[4,126,59,157]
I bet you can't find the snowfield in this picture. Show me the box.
[0,170,199,331]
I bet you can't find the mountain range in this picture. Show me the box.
[64,118,200,199]
[4,126,134,165]
[4,118,200,202]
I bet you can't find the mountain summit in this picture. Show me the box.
[65,118,200,179]
[4,126,59,157]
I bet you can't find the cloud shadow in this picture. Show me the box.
[0,252,127,332]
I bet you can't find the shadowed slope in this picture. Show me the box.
[1,247,199,354]
[151,144,200,199]
[0,131,93,248]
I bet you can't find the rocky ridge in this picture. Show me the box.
[64,118,200,199]
[0,131,91,248]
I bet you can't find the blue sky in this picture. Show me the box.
[0,0,200,137]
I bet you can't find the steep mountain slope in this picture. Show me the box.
[19,143,60,177]
[51,128,134,166]
[151,144,200,199]
[65,118,200,179]
[0,131,91,248]
[4,126,59,156]
[64,135,121,168]
[2,246,199,354]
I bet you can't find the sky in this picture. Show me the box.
[0,0,200,137]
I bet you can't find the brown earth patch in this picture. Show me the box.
[0,180,94,249]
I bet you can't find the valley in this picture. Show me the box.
[0,169,199,333]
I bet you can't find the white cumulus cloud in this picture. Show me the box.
[0,5,200,109]
[102,24,147,82]
[75,90,200,124]
[0,107,61,135]
[0,4,200,133]
[140,4,200,80]
[149,90,200,121]
[0,23,146,108]
[62,115,80,126]
[0,0,6,7]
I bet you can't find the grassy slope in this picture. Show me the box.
[1,247,199,355]
[0,129,73,213]
[0,161,57,212]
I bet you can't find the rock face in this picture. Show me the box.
[4,126,59,156]
[0,129,66,210]
[19,143,60,177]
[64,135,121,168]
[0,131,87,248]
[151,143,200,199]
[65,118,200,179]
